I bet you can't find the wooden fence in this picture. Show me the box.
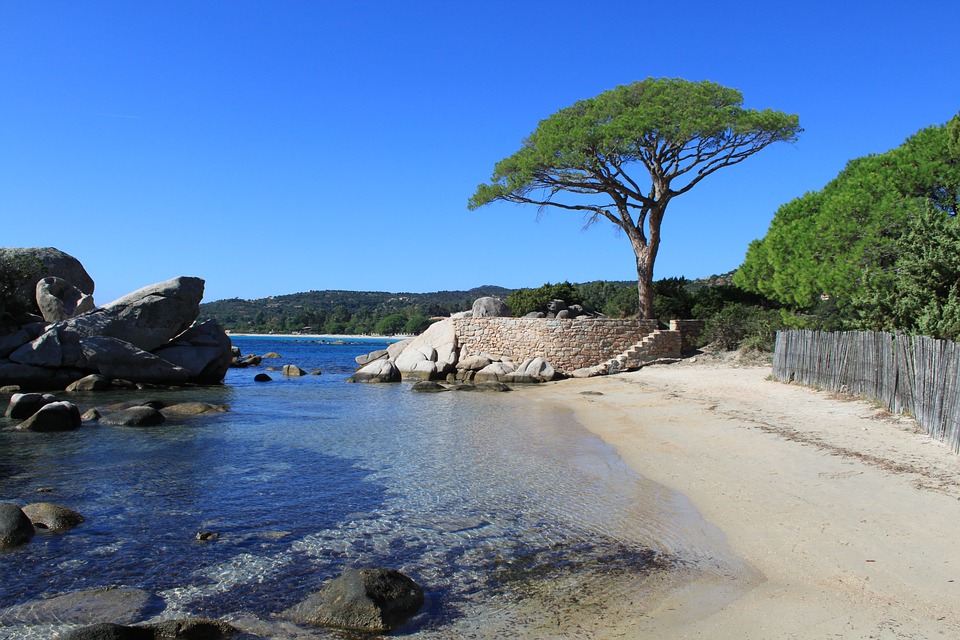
[772,330,960,453]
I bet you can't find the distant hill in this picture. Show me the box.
[199,285,514,334]
[199,276,735,334]
[686,270,736,291]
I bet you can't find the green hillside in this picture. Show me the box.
[200,285,514,335]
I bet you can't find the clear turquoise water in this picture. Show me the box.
[0,337,730,638]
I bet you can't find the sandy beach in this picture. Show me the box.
[516,352,960,639]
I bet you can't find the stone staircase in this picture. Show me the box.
[603,328,682,373]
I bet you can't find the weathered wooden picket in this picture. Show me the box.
[772,330,960,453]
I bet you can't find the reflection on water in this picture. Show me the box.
[0,338,744,638]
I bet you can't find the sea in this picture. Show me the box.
[0,336,745,639]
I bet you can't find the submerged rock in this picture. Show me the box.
[60,623,152,640]
[60,618,238,639]
[4,392,56,419]
[146,618,239,638]
[160,402,229,417]
[0,503,34,549]
[458,382,512,392]
[99,406,166,427]
[18,400,82,432]
[285,568,424,632]
[282,364,307,377]
[411,380,449,393]
[0,587,157,627]
[22,502,84,532]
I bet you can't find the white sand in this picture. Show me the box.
[515,353,960,638]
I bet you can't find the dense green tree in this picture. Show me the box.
[737,114,960,326]
[403,315,433,334]
[602,287,639,318]
[652,277,694,321]
[374,313,407,336]
[469,77,801,319]
[575,280,628,313]
[892,115,960,216]
[854,205,960,339]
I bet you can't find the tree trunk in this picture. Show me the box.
[635,247,655,320]
[628,206,664,320]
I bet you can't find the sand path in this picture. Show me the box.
[517,354,960,639]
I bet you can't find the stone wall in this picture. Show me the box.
[670,319,705,354]
[451,317,661,372]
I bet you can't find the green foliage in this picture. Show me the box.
[778,298,847,333]
[737,113,960,323]
[200,285,512,335]
[323,321,348,335]
[602,286,640,318]
[506,281,582,316]
[403,315,433,334]
[575,280,627,313]
[892,115,960,216]
[470,77,801,318]
[853,206,960,339]
[652,277,694,321]
[0,253,44,323]
[700,303,782,351]
[374,313,408,336]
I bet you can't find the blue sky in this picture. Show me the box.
[3,1,959,304]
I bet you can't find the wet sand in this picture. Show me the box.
[515,352,960,638]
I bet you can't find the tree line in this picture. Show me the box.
[199,286,512,335]
[198,275,766,349]
[735,113,960,341]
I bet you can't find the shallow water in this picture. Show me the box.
[0,337,742,638]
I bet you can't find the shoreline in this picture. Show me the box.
[514,353,960,638]
[227,332,407,342]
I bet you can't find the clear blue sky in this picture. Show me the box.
[3,1,959,304]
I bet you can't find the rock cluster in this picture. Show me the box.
[0,501,84,550]
[348,296,565,385]
[4,392,81,431]
[3,389,228,431]
[349,320,560,385]
[228,348,318,380]
[524,298,593,319]
[349,295,689,383]
[0,248,233,390]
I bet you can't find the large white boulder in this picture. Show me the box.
[35,276,95,323]
[505,357,557,383]
[61,276,205,352]
[348,359,400,383]
[473,361,517,382]
[471,297,510,318]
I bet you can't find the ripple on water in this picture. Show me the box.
[0,339,750,638]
